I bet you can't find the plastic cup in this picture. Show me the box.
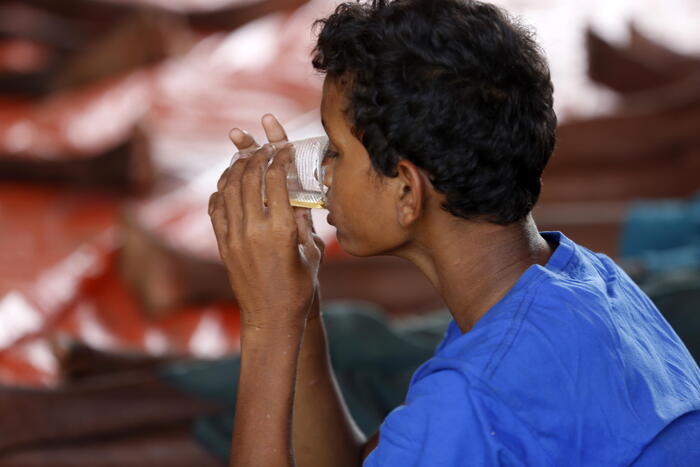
[230,136,329,209]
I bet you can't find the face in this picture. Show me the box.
[320,77,407,256]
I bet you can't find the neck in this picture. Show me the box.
[396,214,552,333]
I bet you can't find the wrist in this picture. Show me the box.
[240,320,306,346]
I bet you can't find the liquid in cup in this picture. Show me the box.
[230,136,329,209]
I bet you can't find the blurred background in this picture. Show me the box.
[0,0,699,465]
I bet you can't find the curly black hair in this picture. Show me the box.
[312,0,557,224]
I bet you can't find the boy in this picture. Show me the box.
[208,0,700,465]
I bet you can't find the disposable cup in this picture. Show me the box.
[230,136,329,209]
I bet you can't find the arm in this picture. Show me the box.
[232,299,378,467]
[363,432,380,459]
[231,263,378,467]
[232,320,304,466]
[210,141,313,466]
[211,115,378,466]
[292,296,374,467]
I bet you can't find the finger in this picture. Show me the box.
[229,128,259,168]
[217,167,229,192]
[293,207,314,244]
[293,207,324,257]
[208,191,217,216]
[262,114,289,145]
[266,144,295,222]
[222,155,249,238]
[294,208,324,269]
[241,144,273,223]
[208,192,228,250]
[311,232,326,259]
[223,151,253,189]
[229,128,259,153]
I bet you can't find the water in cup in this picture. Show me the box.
[284,136,328,209]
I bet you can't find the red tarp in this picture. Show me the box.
[2,0,700,387]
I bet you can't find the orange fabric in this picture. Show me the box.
[0,184,243,387]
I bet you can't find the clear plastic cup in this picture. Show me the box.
[230,136,329,209]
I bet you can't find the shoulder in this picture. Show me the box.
[364,367,553,467]
[367,234,700,466]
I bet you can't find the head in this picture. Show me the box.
[313,0,557,257]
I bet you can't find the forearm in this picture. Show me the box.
[293,305,366,467]
[213,118,337,466]
[230,324,304,467]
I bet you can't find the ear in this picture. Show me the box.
[394,160,427,228]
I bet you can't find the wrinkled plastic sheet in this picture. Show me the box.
[2,0,700,388]
[0,2,330,387]
[114,0,267,12]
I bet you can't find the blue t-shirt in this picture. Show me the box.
[364,232,700,466]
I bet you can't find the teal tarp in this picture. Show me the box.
[160,301,451,461]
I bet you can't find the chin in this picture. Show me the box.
[336,231,387,258]
[335,231,362,257]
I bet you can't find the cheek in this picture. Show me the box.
[333,178,400,256]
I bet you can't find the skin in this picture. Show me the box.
[208,76,553,466]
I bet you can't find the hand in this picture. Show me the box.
[208,115,324,331]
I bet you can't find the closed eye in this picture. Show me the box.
[324,148,340,159]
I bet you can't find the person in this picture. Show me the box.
[207,0,700,465]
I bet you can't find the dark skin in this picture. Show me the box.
[208,76,553,466]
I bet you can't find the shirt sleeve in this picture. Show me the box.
[363,367,550,467]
